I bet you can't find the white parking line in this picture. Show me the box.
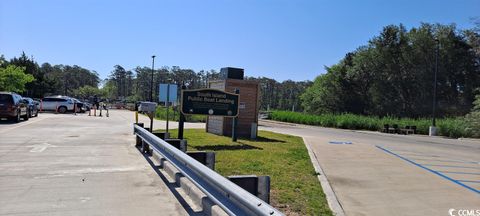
[28,143,55,152]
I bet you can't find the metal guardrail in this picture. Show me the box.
[134,124,284,216]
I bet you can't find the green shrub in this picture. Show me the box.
[465,112,480,138]
[270,111,471,138]
[465,93,480,138]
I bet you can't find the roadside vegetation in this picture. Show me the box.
[159,129,332,216]
[275,22,480,139]
[270,111,472,138]
[301,23,479,118]
[465,93,480,137]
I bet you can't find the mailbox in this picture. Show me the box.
[138,102,157,113]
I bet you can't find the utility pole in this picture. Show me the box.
[429,38,440,136]
[151,55,156,102]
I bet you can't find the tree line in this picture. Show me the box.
[104,65,311,111]
[301,23,480,118]
[0,52,310,111]
[0,52,100,98]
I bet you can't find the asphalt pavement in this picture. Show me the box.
[259,120,480,216]
[0,110,192,216]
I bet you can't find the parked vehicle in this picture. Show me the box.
[71,98,85,113]
[22,97,39,117]
[83,101,92,111]
[41,96,75,113]
[0,92,29,122]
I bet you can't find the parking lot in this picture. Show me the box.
[0,110,189,216]
[260,120,480,216]
[1,111,478,216]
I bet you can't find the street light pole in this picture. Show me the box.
[430,38,439,136]
[151,55,156,102]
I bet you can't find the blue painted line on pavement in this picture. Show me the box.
[328,141,352,145]
[376,145,479,195]
[458,180,480,184]
[420,164,480,170]
[439,171,480,176]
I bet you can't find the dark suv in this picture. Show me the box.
[0,92,29,122]
[23,97,39,118]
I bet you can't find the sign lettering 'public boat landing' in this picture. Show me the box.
[181,89,239,117]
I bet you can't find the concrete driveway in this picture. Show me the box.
[0,110,191,216]
[260,120,480,216]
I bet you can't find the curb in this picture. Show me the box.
[302,137,345,216]
[259,119,299,127]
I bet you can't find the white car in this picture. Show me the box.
[41,96,75,113]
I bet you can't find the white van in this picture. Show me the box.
[41,96,75,113]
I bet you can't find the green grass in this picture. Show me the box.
[157,128,332,216]
[270,110,472,138]
[154,106,206,122]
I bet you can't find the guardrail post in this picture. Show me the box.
[228,175,271,203]
[153,132,170,140]
[142,140,152,156]
[164,139,187,152]
[187,151,216,170]
[134,123,144,146]
[257,176,271,203]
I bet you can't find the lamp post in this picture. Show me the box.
[429,38,439,136]
[151,55,156,102]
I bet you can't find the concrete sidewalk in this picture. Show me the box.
[0,110,188,215]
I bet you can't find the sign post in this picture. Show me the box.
[178,85,186,139]
[166,85,170,132]
[159,84,178,133]
[232,89,239,141]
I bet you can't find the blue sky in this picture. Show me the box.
[1,0,478,81]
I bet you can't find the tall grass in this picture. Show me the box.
[270,111,472,138]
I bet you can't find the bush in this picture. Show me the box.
[465,93,480,138]
[270,111,472,138]
[465,112,480,138]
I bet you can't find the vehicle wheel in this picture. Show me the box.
[28,110,32,118]
[35,110,39,117]
[58,106,67,114]
[14,110,20,123]
[23,111,29,121]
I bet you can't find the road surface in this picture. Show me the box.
[260,120,480,216]
[0,110,200,216]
